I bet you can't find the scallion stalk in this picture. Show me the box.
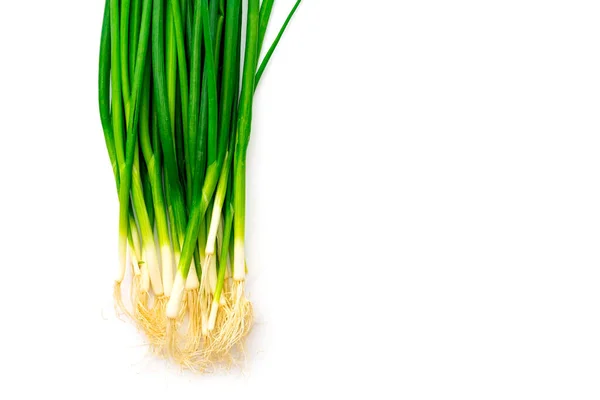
[232,0,260,281]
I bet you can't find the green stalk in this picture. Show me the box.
[204,146,232,254]
[202,0,220,168]
[109,0,125,172]
[131,152,161,293]
[151,115,171,261]
[99,0,118,180]
[213,6,225,117]
[166,2,177,143]
[139,64,154,164]
[184,0,194,57]
[140,152,155,227]
[257,0,274,55]
[181,0,188,54]
[217,0,240,166]
[120,0,131,106]
[197,210,208,275]
[197,2,229,262]
[204,0,241,255]
[214,13,224,99]
[174,93,186,188]
[139,66,154,230]
[167,180,181,250]
[255,0,302,86]
[140,64,176,296]
[203,0,218,169]
[161,90,182,263]
[109,0,129,280]
[188,0,218,213]
[164,3,188,250]
[129,0,142,79]
[188,1,204,208]
[117,0,161,292]
[170,0,190,184]
[232,0,260,281]
[129,215,142,262]
[152,0,188,256]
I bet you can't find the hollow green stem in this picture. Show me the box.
[110,0,125,171]
[205,148,232,254]
[99,0,118,180]
[140,153,155,227]
[129,0,141,79]
[255,0,301,86]
[202,0,218,170]
[184,0,194,56]
[166,2,177,142]
[232,0,260,280]
[257,0,274,56]
[109,0,130,279]
[190,0,218,204]
[202,0,220,167]
[188,1,204,208]
[120,0,131,105]
[217,0,241,166]
[170,0,190,185]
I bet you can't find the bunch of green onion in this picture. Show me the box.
[98,0,300,367]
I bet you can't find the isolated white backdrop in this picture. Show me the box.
[0,0,599,398]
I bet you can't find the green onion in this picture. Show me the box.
[98,0,302,368]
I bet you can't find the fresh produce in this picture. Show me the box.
[98,0,301,369]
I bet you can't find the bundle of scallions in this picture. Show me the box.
[98,0,300,368]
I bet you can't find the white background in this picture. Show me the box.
[0,0,599,398]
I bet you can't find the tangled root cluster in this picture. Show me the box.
[114,274,253,372]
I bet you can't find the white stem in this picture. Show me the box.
[205,203,223,255]
[186,260,200,290]
[208,299,219,331]
[130,249,141,275]
[166,272,185,318]
[116,243,127,283]
[199,232,206,261]
[130,219,142,256]
[140,263,150,292]
[225,253,231,279]
[161,245,174,296]
[221,253,231,305]
[126,246,132,273]
[217,218,224,251]
[144,246,164,296]
[233,239,246,281]
[200,254,211,292]
[209,254,217,294]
